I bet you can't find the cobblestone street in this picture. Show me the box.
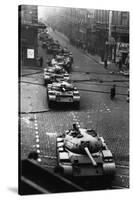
[20,28,129,169]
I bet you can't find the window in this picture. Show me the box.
[27,49,34,59]
[121,12,129,26]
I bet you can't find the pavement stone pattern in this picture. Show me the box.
[20,114,37,160]
[36,106,128,166]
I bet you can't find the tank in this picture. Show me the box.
[56,123,116,177]
[44,66,69,86]
[47,81,80,108]
[52,55,72,73]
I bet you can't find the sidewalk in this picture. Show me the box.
[83,51,129,77]
[85,52,129,76]
[49,28,129,77]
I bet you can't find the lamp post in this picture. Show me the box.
[108,10,112,42]
[108,10,112,60]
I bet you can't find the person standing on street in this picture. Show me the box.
[125,53,129,70]
[51,55,57,65]
[40,56,43,67]
[110,84,116,100]
[126,88,129,103]
[104,57,108,69]
[118,56,122,71]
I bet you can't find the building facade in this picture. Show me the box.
[46,7,129,63]
[19,5,47,67]
[19,5,38,66]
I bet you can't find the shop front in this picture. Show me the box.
[116,42,129,64]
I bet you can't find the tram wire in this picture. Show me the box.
[74,81,128,88]
[20,70,44,77]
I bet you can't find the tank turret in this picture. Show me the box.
[64,123,105,154]
[64,123,106,166]
[56,123,116,176]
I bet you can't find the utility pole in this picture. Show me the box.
[108,10,112,42]
[108,10,112,60]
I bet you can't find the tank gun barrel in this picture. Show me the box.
[84,147,97,166]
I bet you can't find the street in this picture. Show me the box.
[20,28,129,190]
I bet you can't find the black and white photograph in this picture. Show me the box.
[18,3,130,195]
[18,3,130,196]
[1,0,133,199]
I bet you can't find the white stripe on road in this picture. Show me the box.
[34,121,38,126]
[46,132,57,136]
[35,126,38,130]
[37,149,40,153]
[36,144,40,148]
[33,117,41,162]
[37,158,42,162]
[36,138,40,143]
[35,123,38,127]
